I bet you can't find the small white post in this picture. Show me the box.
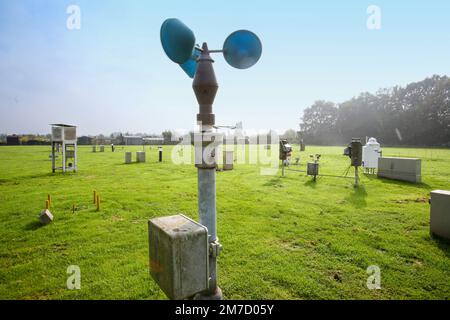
[62,142,66,173]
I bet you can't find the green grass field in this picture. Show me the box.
[0,145,449,300]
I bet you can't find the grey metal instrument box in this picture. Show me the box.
[148,214,209,300]
[307,162,319,176]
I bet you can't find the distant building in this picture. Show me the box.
[143,137,164,145]
[25,139,48,145]
[123,136,143,145]
[6,135,20,145]
[94,136,112,145]
[113,135,124,145]
[78,136,93,145]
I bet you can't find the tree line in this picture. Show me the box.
[300,75,450,147]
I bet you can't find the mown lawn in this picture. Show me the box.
[0,145,449,300]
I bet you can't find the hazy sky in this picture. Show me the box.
[1,0,450,136]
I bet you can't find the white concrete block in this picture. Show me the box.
[377,157,421,183]
[430,190,450,240]
[125,152,132,164]
[136,151,146,163]
[223,151,234,170]
[39,209,53,224]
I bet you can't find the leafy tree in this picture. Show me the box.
[162,130,173,143]
[281,129,298,142]
[300,75,450,146]
[301,101,339,144]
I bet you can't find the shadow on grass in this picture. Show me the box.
[345,185,368,208]
[27,172,76,180]
[0,172,56,184]
[24,221,46,231]
[430,235,450,258]
[304,178,318,188]
[263,177,284,187]
[362,173,378,181]
[115,162,141,166]
[378,177,431,189]
[115,161,164,166]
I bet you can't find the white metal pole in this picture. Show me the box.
[62,142,66,173]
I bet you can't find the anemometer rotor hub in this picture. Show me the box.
[197,42,215,63]
[193,43,218,127]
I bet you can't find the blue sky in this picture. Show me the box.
[1,0,449,135]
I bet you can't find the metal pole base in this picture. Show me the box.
[194,287,223,300]
[354,166,359,187]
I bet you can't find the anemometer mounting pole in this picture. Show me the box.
[157,18,262,300]
[192,42,223,300]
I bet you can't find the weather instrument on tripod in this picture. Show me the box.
[343,138,363,187]
[307,154,321,181]
[279,139,293,176]
[149,18,262,301]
